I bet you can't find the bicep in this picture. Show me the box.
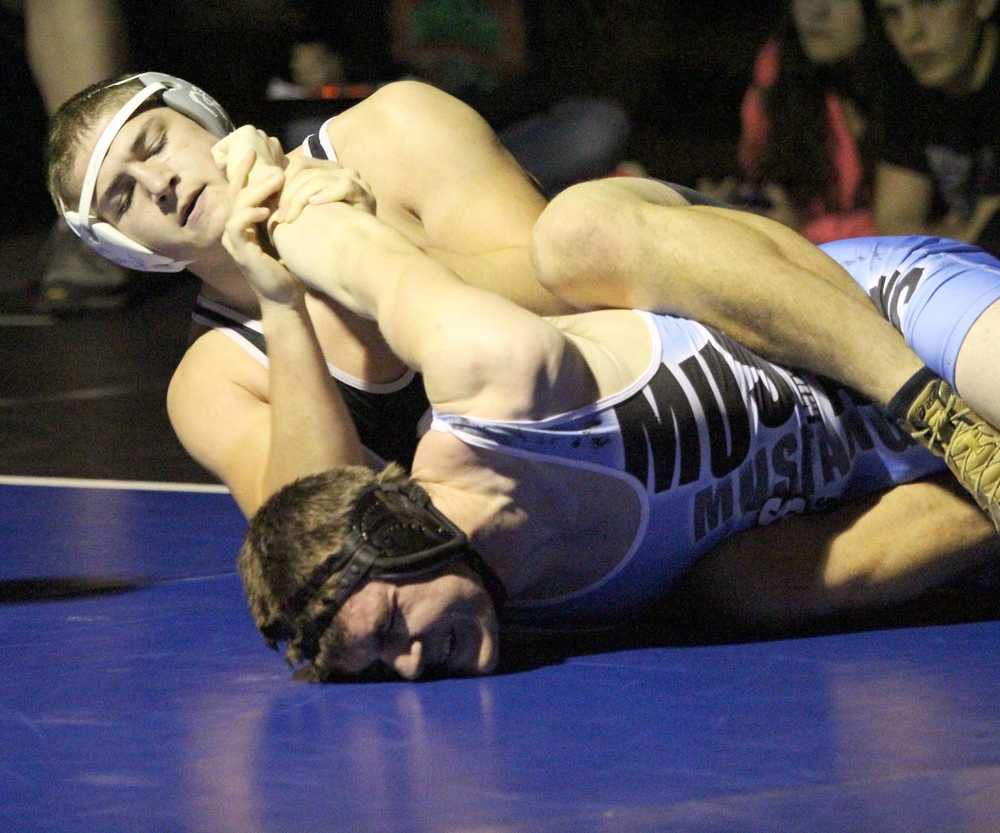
[167,338,272,517]
[677,476,996,630]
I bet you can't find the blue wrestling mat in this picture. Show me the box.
[3,479,1000,833]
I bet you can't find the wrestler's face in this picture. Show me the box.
[322,564,499,680]
[793,0,866,64]
[876,0,997,92]
[68,104,229,264]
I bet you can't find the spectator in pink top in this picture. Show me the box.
[703,0,887,244]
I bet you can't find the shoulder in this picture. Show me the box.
[167,329,267,420]
[316,79,543,255]
[320,82,500,204]
[328,81,492,148]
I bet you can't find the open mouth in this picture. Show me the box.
[181,186,205,227]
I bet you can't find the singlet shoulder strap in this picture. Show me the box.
[192,294,267,362]
[301,117,339,163]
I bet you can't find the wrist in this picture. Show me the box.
[257,285,308,317]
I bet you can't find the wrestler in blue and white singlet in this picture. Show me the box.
[434,235,1000,627]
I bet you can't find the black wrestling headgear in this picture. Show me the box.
[262,481,506,663]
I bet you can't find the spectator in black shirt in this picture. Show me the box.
[871,0,1000,255]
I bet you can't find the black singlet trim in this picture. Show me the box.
[193,301,267,354]
[306,133,326,160]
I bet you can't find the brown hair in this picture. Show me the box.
[238,463,410,679]
[45,73,146,210]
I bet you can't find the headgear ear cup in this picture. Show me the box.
[58,72,234,273]
[138,72,233,139]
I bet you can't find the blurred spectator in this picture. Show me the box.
[389,0,527,98]
[4,0,135,314]
[124,0,296,128]
[700,0,886,243]
[265,1,633,194]
[868,0,999,256]
[289,41,347,93]
[387,0,631,195]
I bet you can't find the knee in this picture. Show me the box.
[532,183,596,278]
[531,181,633,306]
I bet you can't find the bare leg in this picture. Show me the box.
[24,0,132,314]
[956,301,1000,427]
[531,177,924,409]
[533,178,1000,531]
[676,475,996,630]
[24,0,129,113]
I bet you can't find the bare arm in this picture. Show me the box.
[223,163,370,506]
[677,475,997,630]
[169,153,371,518]
[254,294,369,497]
[323,81,567,314]
[272,201,589,419]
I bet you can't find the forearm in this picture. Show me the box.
[272,203,562,412]
[273,204,473,372]
[257,296,368,502]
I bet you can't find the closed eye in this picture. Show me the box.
[115,181,135,219]
[114,132,167,219]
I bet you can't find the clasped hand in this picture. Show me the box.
[211,125,376,306]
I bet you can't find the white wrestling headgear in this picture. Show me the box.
[58,72,234,273]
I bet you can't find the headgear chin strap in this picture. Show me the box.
[262,481,507,663]
[58,72,234,273]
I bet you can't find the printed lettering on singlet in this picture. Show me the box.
[867,266,925,332]
[613,332,914,541]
